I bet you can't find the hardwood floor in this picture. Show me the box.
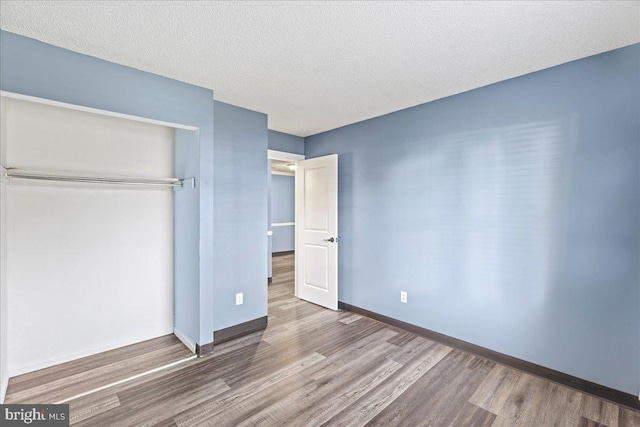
[6,253,640,426]
[4,334,194,405]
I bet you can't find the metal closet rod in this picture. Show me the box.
[3,168,185,188]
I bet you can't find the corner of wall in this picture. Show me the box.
[173,327,196,354]
[173,127,203,351]
[198,99,215,347]
[0,374,8,404]
[0,96,8,404]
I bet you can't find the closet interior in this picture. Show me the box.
[0,93,192,382]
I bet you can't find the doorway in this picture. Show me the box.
[267,150,339,311]
[267,149,304,289]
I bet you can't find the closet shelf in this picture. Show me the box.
[2,168,192,188]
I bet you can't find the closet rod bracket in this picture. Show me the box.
[176,177,196,190]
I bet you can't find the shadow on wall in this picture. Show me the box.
[305,43,640,395]
[374,120,568,307]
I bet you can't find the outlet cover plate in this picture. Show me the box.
[400,291,407,303]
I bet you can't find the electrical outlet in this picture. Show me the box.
[236,292,243,305]
[400,291,407,303]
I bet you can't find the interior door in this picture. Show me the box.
[295,154,338,310]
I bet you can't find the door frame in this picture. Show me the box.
[267,149,304,295]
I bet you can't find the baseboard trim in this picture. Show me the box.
[338,301,640,412]
[272,250,294,256]
[214,316,268,345]
[195,342,214,357]
[173,327,196,354]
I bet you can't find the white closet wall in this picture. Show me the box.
[6,98,175,375]
[1,97,9,401]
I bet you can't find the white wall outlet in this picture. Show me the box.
[400,291,407,303]
[236,292,243,305]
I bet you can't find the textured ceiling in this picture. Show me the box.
[1,1,639,137]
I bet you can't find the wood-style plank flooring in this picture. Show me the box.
[7,253,640,426]
[5,334,194,405]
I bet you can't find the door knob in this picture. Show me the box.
[324,237,335,242]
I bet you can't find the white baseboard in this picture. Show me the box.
[173,327,196,354]
[9,328,173,377]
[0,371,8,403]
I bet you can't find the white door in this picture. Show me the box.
[295,154,338,310]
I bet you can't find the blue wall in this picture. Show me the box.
[267,161,273,278]
[271,174,295,253]
[174,129,202,343]
[213,101,268,331]
[0,30,215,346]
[268,130,304,155]
[305,44,640,395]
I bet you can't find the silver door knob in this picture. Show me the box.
[324,237,335,242]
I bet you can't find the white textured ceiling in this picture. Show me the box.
[1,1,639,137]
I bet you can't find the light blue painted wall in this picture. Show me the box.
[267,160,273,278]
[0,30,215,346]
[174,129,201,343]
[272,227,295,253]
[271,175,295,223]
[213,101,268,331]
[268,130,305,155]
[271,174,295,253]
[305,44,640,395]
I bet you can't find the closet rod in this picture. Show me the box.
[3,169,184,187]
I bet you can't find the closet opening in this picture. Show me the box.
[0,92,198,402]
